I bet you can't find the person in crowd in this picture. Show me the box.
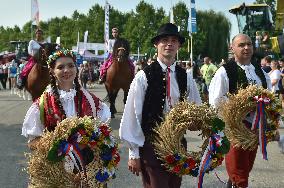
[255,31,262,49]
[79,61,90,89]
[17,28,46,89]
[209,34,271,188]
[0,60,4,89]
[261,31,271,50]
[261,56,272,73]
[278,58,284,108]
[200,57,217,102]
[119,23,201,188]
[269,60,281,94]
[8,59,18,94]
[22,48,110,150]
[1,56,9,89]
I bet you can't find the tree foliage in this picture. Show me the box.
[0,1,231,61]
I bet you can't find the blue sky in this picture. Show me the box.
[1,0,255,38]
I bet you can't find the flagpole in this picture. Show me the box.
[30,0,33,40]
[190,35,193,64]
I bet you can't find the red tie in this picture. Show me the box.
[167,67,172,109]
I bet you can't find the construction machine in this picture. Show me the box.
[229,1,284,58]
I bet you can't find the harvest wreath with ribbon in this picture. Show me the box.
[153,102,230,188]
[26,116,120,188]
[219,85,281,160]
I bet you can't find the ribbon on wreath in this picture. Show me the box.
[197,134,222,188]
[58,140,86,173]
[252,96,270,160]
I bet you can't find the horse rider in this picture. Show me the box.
[99,27,120,84]
[17,28,47,89]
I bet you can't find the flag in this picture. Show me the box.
[104,1,110,50]
[31,0,39,26]
[170,7,174,24]
[188,0,197,34]
[84,31,88,43]
[56,37,60,45]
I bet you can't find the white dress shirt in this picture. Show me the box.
[119,58,202,159]
[209,62,272,108]
[22,87,111,141]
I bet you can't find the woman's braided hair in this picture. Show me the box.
[48,48,82,119]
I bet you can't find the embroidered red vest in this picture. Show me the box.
[37,90,101,131]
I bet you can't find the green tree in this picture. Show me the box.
[192,10,231,62]
[123,1,166,57]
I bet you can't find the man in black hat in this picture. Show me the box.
[119,23,201,188]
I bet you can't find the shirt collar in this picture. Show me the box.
[157,57,176,72]
[236,62,255,70]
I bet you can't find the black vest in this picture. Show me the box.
[141,61,187,137]
[223,58,267,94]
[139,61,187,167]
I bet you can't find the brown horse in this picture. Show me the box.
[104,38,134,118]
[25,43,57,101]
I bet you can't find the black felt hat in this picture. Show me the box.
[151,23,185,44]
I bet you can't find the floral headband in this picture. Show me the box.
[47,48,76,68]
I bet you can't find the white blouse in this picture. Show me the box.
[119,59,202,159]
[28,40,46,56]
[269,69,281,93]
[22,87,111,141]
[209,62,272,108]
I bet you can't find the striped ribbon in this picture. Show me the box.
[197,134,222,188]
[60,140,87,174]
[252,96,270,160]
[197,143,211,188]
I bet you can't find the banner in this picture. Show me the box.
[76,31,80,52]
[104,1,110,51]
[31,0,39,26]
[46,36,51,43]
[84,31,88,44]
[188,0,197,34]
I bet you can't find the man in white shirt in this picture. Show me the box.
[119,23,201,188]
[209,34,271,188]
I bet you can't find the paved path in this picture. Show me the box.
[0,85,283,188]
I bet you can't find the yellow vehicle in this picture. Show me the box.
[229,1,284,57]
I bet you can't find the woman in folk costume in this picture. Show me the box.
[18,28,46,89]
[22,48,110,149]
